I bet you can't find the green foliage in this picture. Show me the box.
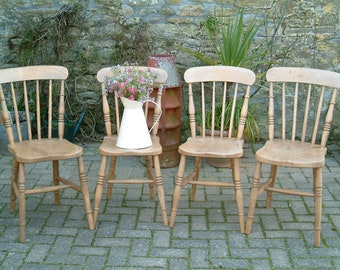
[181,10,260,68]
[205,11,260,67]
[181,2,294,83]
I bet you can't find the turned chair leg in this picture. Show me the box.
[265,165,277,208]
[52,160,60,205]
[77,156,95,230]
[231,158,244,233]
[153,155,168,226]
[169,155,186,227]
[245,161,262,234]
[106,157,116,200]
[93,155,108,225]
[18,163,26,243]
[146,155,155,200]
[314,167,322,247]
[10,159,19,213]
[190,157,201,201]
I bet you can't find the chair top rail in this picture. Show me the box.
[184,65,256,85]
[0,66,68,83]
[266,67,340,88]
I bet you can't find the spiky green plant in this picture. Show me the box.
[181,10,260,67]
[207,11,260,67]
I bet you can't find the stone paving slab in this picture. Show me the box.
[0,142,339,269]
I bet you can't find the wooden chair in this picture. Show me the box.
[0,65,94,242]
[169,66,256,232]
[245,67,340,246]
[93,66,168,226]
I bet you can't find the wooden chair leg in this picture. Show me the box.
[314,167,322,247]
[52,160,60,205]
[153,155,168,226]
[146,155,155,200]
[190,157,201,201]
[94,155,108,225]
[106,157,116,200]
[245,161,262,234]
[169,155,186,227]
[231,158,244,233]
[77,156,94,230]
[265,165,277,208]
[10,159,19,213]
[18,163,26,243]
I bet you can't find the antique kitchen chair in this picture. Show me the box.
[0,65,94,242]
[93,66,168,226]
[245,67,340,247]
[169,66,256,232]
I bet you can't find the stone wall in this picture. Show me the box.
[0,0,339,140]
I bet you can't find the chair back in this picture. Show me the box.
[266,67,340,146]
[97,66,168,136]
[183,65,256,139]
[0,65,69,145]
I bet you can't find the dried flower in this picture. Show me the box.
[104,65,157,102]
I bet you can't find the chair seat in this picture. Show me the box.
[256,140,327,168]
[99,135,162,156]
[179,136,244,158]
[9,139,83,163]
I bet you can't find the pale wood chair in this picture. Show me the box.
[0,65,94,242]
[93,66,168,226]
[169,66,256,232]
[245,67,340,247]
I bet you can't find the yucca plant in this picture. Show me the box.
[208,11,259,67]
[181,10,262,68]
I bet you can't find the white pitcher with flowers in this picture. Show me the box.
[104,65,160,149]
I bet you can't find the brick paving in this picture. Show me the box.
[0,142,339,269]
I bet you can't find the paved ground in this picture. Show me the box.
[0,141,339,269]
